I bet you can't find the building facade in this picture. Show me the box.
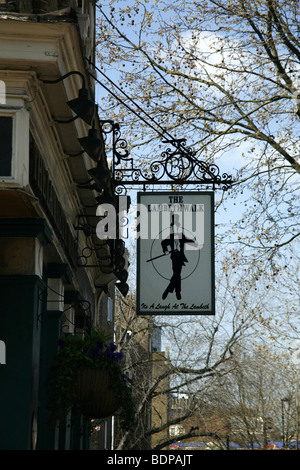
[0,0,127,450]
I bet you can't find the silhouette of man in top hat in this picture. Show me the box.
[161,213,198,300]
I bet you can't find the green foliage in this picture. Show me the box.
[47,329,135,430]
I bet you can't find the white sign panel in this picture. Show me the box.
[137,192,214,315]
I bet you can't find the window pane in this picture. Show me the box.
[0,116,12,176]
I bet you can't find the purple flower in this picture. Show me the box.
[90,348,99,359]
[117,351,124,361]
[104,349,114,360]
[109,342,117,352]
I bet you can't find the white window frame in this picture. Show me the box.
[0,105,29,186]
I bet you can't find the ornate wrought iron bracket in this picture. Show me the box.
[74,214,107,268]
[99,120,233,194]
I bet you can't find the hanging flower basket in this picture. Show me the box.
[47,329,135,430]
[74,368,120,419]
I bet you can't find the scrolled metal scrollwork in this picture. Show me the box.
[100,120,233,191]
[100,120,130,166]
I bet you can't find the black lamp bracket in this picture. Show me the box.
[42,70,86,89]
[41,71,95,125]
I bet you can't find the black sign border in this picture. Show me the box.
[136,191,215,316]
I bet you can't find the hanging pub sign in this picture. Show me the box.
[136,192,215,315]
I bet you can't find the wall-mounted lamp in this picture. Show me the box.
[116,281,129,297]
[95,282,129,300]
[113,255,126,272]
[95,192,116,206]
[88,161,111,189]
[78,128,104,162]
[115,269,128,284]
[42,71,95,125]
[99,257,114,275]
[114,239,125,256]
[94,284,109,294]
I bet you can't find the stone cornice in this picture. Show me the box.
[0,217,52,245]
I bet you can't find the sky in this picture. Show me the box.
[91,1,300,372]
